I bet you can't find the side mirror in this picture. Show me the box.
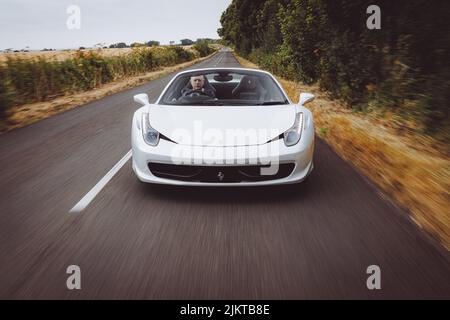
[134,93,149,106]
[299,93,315,106]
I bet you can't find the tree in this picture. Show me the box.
[193,40,213,57]
[219,0,450,135]
[109,42,128,49]
[180,39,194,46]
[196,38,214,43]
[146,40,160,47]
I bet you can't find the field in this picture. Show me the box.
[0,48,129,63]
[0,46,199,63]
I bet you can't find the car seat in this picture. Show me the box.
[232,75,267,100]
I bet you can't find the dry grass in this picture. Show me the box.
[0,46,195,64]
[237,54,450,249]
[2,54,215,133]
[0,48,131,63]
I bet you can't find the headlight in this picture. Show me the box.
[141,113,160,146]
[283,112,303,147]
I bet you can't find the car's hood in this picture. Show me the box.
[148,105,295,147]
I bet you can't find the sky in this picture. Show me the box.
[0,0,232,50]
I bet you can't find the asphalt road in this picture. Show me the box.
[0,51,449,299]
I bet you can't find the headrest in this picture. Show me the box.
[232,75,264,96]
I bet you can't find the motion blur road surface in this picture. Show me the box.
[0,51,449,299]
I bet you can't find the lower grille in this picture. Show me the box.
[148,163,295,183]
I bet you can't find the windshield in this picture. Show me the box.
[159,70,289,106]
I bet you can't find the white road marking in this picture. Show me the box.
[214,53,223,66]
[69,150,132,213]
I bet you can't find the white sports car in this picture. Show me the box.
[131,68,315,186]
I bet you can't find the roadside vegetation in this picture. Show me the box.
[0,46,194,108]
[219,0,450,144]
[193,40,216,57]
[220,0,449,248]
[0,45,217,131]
[235,43,449,249]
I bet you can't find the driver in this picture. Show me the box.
[181,75,216,98]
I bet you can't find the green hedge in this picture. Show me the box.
[194,41,215,57]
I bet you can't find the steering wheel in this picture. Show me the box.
[178,90,215,103]
[185,90,212,98]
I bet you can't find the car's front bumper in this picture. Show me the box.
[131,122,315,186]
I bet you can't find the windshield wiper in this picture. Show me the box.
[197,100,253,106]
[163,100,219,106]
[256,101,288,106]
